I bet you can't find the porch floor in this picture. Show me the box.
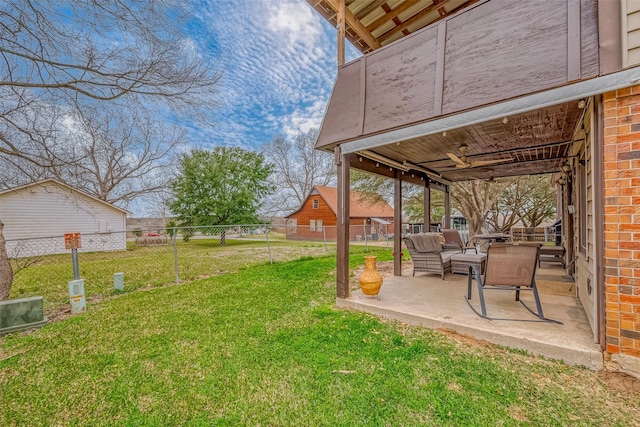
[337,263,603,370]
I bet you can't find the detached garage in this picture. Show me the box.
[0,179,128,257]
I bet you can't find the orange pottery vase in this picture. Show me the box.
[359,256,383,296]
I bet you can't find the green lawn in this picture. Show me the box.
[1,252,638,425]
[10,237,334,311]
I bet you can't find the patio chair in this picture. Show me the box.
[465,243,561,323]
[402,233,461,279]
[442,229,477,253]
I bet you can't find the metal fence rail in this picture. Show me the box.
[5,223,421,310]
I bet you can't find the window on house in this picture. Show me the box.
[310,220,315,232]
[317,220,322,232]
[313,199,319,209]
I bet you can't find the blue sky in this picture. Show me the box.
[184,0,360,150]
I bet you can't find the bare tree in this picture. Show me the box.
[451,180,513,236]
[0,0,221,168]
[503,175,556,227]
[261,129,336,216]
[0,0,221,299]
[0,221,12,300]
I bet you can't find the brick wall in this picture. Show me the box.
[602,86,640,359]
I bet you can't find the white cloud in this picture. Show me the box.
[189,0,341,149]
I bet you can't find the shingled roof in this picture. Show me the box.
[288,185,394,218]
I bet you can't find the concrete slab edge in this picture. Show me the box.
[337,298,603,370]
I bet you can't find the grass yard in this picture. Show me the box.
[10,237,334,311]
[1,252,639,425]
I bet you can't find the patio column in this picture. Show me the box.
[336,147,350,298]
[394,171,402,276]
[444,185,451,229]
[424,180,431,231]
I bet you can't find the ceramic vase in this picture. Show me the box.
[359,255,383,296]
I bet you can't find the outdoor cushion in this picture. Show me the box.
[410,233,443,253]
[439,250,461,264]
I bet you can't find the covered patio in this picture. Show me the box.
[306,0,640,376]
[340,261,602,369]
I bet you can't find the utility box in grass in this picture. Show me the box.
[0,296,47,334]
[68,279,86,314]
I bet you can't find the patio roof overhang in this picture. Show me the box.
[309,0,628,184]
[331,67,640,183]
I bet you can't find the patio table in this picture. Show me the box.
[474,233,511,252]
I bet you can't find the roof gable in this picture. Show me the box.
[288,186,394,218]
[0,179,129,214]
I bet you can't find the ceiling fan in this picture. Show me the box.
[446,145,514,169]
[470,172,514,183]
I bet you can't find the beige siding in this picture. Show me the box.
[0,182,127,256]
[573,104,597,337]
[623,0,640,67]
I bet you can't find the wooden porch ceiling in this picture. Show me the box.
[365,100,582,182]
[306,0,479,53]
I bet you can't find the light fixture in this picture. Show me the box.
[360,150,409,171]
[357,150,450,184]
[577,99,586,109]
[502,117,508,124]
[442,131,447,137]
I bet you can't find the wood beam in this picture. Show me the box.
[324,0,382,51]
[336,147,351,299]
[378,0,478,44]
[424,181,431,229]
[444,185,451,228]
[394,171,403,276]
[337,0,345,66]
[366,0,421,32]
[355,0,387,20]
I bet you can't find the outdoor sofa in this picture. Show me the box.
[402,233,461,279]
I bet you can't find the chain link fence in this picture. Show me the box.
[6,224,402,310]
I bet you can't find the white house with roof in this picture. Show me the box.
[0,179,128,257]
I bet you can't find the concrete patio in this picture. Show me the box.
[338,262,603,370]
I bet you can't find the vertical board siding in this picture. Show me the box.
[363,27,438,135]
[315,0,602,150]
[580,0,600,76]
[0,183,127,256]
[315,61,363,148]
[442,0,568,114]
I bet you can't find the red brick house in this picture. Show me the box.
[305,0,640,376]
[286,186,394,241]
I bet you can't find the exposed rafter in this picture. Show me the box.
[306,0,480,55]
[322,0,382,51]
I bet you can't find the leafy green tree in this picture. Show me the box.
[450,180,513,236]
[170,148,273,242]
[496,175,556,228]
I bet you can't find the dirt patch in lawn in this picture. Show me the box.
[439,328,640,395]
[598,370,640,394]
